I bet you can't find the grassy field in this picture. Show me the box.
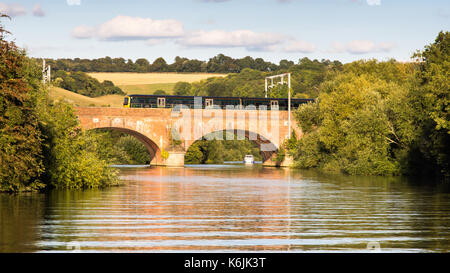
[88,72,226,95]
[49,86,123,107]
[118,83,177,95]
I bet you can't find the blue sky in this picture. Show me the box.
[0,0,448,63]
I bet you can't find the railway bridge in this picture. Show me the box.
[75,107,300,167]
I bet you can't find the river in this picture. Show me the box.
[1,165,449,253]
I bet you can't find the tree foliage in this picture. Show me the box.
[292,31,449,179]
[0,17,118,192]
[91,130,151,165]
[185,132,263,164]
[0,16,44,191]
[41,54,341,76]
[53,70,124,97]
[172,59,342,99]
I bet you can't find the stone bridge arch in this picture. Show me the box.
[90,127,163,165]
[185,129,279,163]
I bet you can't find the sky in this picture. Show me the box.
[0,0,449,64]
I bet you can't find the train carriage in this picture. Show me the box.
[123,94,314,110]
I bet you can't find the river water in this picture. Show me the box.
[1,165,449,253]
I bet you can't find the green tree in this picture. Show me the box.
[153,89,166,95]
[38,102,118,189]
[135,58,151,72]
[0,17,45,191]
[408,31,450,178]
[116,136,150,164]
[294,68,409,175]
[152,57,168,72]
[1,17,118,191]
[173,81,192,96]
[185,143,204,164]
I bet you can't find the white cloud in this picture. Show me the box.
[71,25,96,39]
[283,40,316,53]
[72,16,184,41]
[32,4,45,17]
[67,0,81,6]
[0,3,26,17]
[97,15,184,41]
[178,29,285,51]
[72,17,286,51]
[329,40,394,54]
[366,0,381,6]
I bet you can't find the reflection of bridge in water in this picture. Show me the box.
[75,107,301,166]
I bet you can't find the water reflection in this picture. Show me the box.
[1,166,450,252]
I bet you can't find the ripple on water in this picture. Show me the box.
[2,166,450,252]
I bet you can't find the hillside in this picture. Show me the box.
[49,86,123,107]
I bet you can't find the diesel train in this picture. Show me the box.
[123,94,314,110]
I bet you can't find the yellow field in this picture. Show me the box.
[49,86,123,107]
[118,83,177,95]
[88,72,227,86]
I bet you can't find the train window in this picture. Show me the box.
[157,98,166,108]
[271,100,279,110]
[205,99,214,108]
[123,97,129,106]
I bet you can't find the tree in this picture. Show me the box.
[54,70,124,97]
[153,89,166,95]
[173,81,192,96]
[185,143,204,164]
[171,56,188,72]
[116,135,150,164]
[1,16,118,191]
[135,58,151,72]
[408,31,450,178]
[0,16,45,191]
[279,59,294,70]
[152,57,168,72]
[413,31,449,133]
[38,102,118,189]
[293,63,412,175]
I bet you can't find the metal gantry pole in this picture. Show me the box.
[42,59,51,84]
[288,73,291,139]
[265,78,268,98]
[265,73,293,139]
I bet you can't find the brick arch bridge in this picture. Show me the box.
[75,107,300,166]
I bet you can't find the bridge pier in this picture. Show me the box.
[164,151,186,167]
[279,155,294,167]
[263,154,294,168]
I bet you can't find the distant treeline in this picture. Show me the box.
[41,54,343,74]
[48,56,343,99]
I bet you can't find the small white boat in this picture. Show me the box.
[244,155,254,165]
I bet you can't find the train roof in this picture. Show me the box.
[126,94,315,102]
